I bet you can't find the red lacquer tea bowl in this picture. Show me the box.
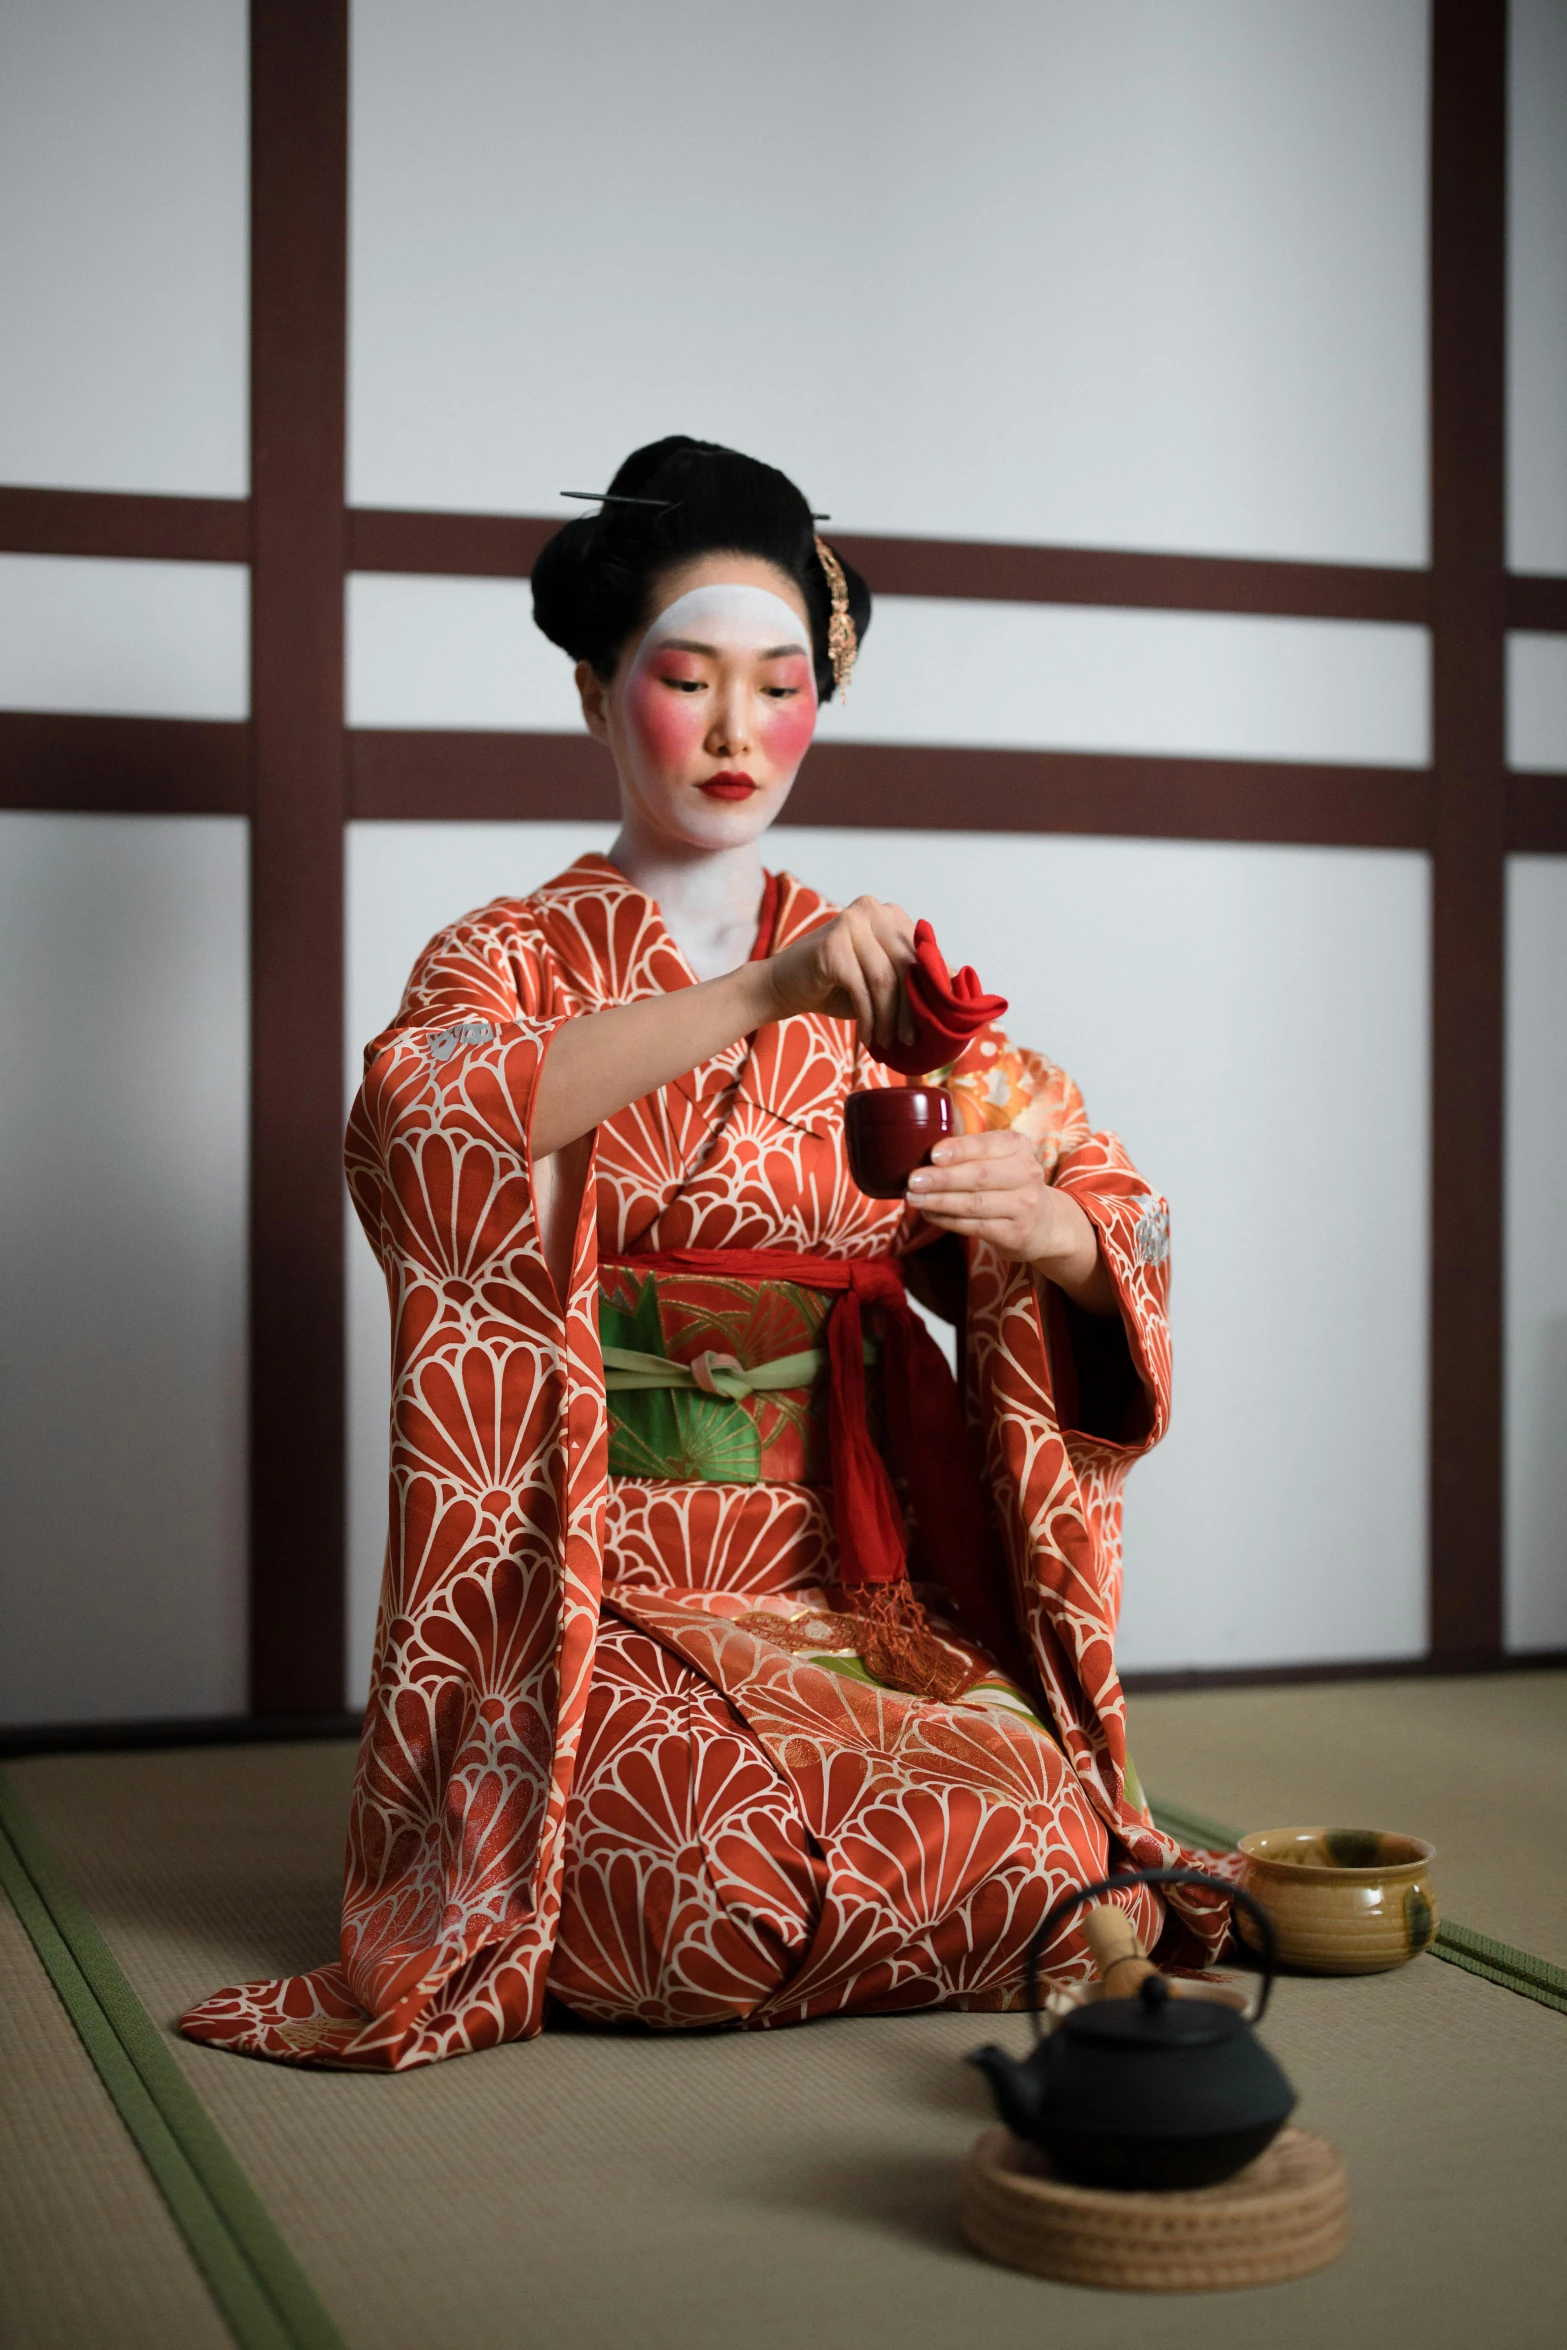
[844,1086,955,1199]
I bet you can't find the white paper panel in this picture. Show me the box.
[1508,634,1567,770]
[817,607,1430,766]
[345,820,1428,1684]
[0,0,248,496]
[1508,0,1567,574]
[0,556,250,720]
[0,816,248,1725]
[344,820,615,1699]
[347,575,580,732]
[1505,857,1567,1652]
[349,573,1430,767]
[350,0,1428,564]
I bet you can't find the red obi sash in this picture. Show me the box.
[601,1247,1023,1694]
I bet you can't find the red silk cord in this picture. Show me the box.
[600,1248,1019,1675]
[875,919,1009,1079]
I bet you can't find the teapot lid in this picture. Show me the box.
[1026,1866,1280,2045]
[1063,1974,1243,2050]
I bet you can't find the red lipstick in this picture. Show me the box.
[698,772,758,801]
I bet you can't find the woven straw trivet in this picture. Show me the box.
[961,2126,1348,2293]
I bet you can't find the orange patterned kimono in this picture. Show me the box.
[183,855,1226,2069]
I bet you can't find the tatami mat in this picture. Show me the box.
[0,1880,230,2350]
[1127,1669,1567,1963]
[4,1674,1564,2349]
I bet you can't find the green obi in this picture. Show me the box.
[599,1265,877,1486]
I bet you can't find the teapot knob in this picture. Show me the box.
[1138,1972,1171,2011]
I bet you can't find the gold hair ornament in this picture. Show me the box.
[815,535,857,700]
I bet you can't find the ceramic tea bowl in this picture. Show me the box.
[1235,1828,1438,1975]
[843,1086,955,1199]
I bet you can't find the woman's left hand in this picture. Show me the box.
[905,1131,1118,1313]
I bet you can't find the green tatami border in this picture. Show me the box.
[0,1770,347,2350]
[1150,1797,1567,2018]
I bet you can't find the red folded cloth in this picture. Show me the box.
[874,918,1009,1077]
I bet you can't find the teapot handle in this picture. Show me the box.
[1024,1866,1279,2047]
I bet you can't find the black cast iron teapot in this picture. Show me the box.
[969,1866,1297,2191]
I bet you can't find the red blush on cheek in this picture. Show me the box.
[625,666,707,775]
[757,666,818,768]
[759,697,817,770]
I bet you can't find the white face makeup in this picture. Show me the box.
[581,558,822,862]
[628,583,816,680]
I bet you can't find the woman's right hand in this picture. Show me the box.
[763,897,919,1056]
[534,897,919,1165]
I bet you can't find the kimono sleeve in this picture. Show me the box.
[332,904,605,2063]
[941,1032,1170,1458]
[180,901,608,2067]
[347,904,570,1274]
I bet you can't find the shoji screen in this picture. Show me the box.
[0,0,250,1722]
[1504,0,1567,1652]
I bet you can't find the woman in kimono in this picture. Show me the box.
[183,436,1226,2070]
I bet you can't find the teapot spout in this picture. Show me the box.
[967,2044,1043,2143]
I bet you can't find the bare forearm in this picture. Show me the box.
[532,962,778,1159]
[532,890,930,1162]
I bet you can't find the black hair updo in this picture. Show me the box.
[531,435,872,703]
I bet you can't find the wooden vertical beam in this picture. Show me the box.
[248,0,349,1709]
[1428,1,1508,1657]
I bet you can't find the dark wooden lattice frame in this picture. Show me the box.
[2,0,1561,1712]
